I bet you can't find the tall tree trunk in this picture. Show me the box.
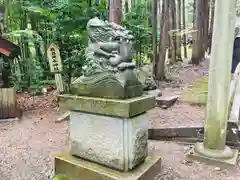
[176,0,182,61]
[203,0,210,52]
[156,0,169,80]
[191,0,199,64]
[191,0,205,65]
[20,4,31,88]
[169,0,177,63]
[3,0,9,35]
[122,0,125,20]
[109,0,122,23]
[30,15,40,57]
[199,1,206,58]
[152,0,158,78]
[2,0,10,87]
[127,0,131,11]
[192,0,196,26]
[208,0,215,54]
[182,0,187,58]
[29,14,48,76]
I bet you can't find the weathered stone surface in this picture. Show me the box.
[228,73,240,128]
[186,145,239,168]
[227,75,240,142]
[69,111,149,171]
[56,111,70,123]
[71,70,143,99]
[55,153,162,180]
[134,63,157,91]
[58,94,155,118]
[70,17,143,99]
[156,95,179,108]
[147,89,162,98]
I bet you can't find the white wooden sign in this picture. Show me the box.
[47,43,63,73]
[47,43,64,93]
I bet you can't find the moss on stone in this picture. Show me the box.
[58,94,155,118]
[53,175,69,180]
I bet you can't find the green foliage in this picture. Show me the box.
[4,0,108,93]
[3,0,164,92]
[122,3,152,65]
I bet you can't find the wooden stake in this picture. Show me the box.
[54,73,64,93]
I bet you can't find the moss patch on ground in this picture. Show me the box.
[181,76,208,105]
[181,74,236,106]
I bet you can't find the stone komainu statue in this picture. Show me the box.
[70,17,144,99]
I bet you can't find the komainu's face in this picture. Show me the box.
[87,17,134,42]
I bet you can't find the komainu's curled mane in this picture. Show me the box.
[70,17,143,99]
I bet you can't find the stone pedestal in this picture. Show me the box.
[70,111,148,171]
[55,153,162,180]
[55,94,161,179]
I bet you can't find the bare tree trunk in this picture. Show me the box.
[109,0,122,23]
[156,0,169,80]
[176,0,182,61]
[169,0,177,63]
[152,0,158,78]
[203,0,210,52]
[127,0,131,11]
[182,0,187,58]
[191,0,199,64]
[192,0,196,26]
[208,0,215,54]
[89,0,92,7]
[199,1,205,58]
[3,0,9,35]
[191,0,205,65]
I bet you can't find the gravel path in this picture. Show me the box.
[150,141,240,180]
[1,104,239,180]
[0,59,239,180]
[0,110,69,180]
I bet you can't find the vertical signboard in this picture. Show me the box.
[47,43,64,93]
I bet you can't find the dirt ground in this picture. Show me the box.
[0,59,240,180]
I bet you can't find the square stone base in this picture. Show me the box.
[58,94,155,118]
[70,111,149,171]
[55,153,162,180]
[186,148,239,168]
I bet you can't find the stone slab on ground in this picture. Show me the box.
[186,147,239,168]
[156,95,179,109]
[70,111,149,171]
[55,111,70,123]
[147,89,162,98]
[58,94,155,118]
[55,153,162,180]
[0,117,19,122]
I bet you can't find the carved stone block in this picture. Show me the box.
[69,111,149,172]
[58,94,155,118]
[70,70,143,99]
